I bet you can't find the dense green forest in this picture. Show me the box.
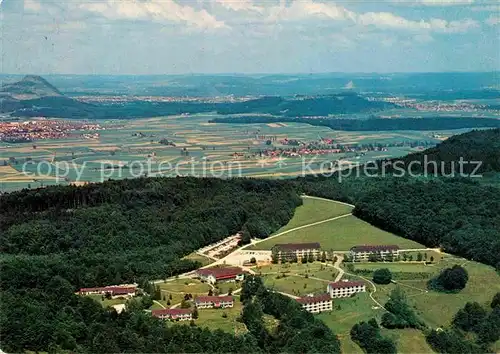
[382,128,500,174]
[0,177,301,287]
[210,116,500,131]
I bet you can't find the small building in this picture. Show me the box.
[349,245,400,262]
[272,242,321,260]
[152,308,193,321]
[196,267,245,284]
[297,293,332,313]
[78,285,137,298]
[327,281,366,298]
[195,296,234,309]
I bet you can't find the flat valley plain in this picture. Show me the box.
[0,114,473,192]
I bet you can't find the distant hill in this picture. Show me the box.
[1,75,62,99]
[384,128,500,174]
[216,93,393,116]
[210,116,500,132]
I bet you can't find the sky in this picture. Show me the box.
[1,0,499,74]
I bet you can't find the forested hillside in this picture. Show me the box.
[0,177,301,287]
[0,177,302,352]
[383,128,500,174]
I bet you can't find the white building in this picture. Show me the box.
[195,296,234,309]
[152,309,192,321]
[350,245,400,262]
[272,243,321,261]
[297,294,333,314]
[327,281,366,298]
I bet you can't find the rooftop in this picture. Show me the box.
[297,293,331,305]
[152,308,192,317]
[328,281,365,289]
[197,267,244,279]
[350,245,400,252]
[195,296,233,303]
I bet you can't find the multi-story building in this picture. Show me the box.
[327,281,366,298]
[272,242,321,261]
[78,285,137,298]
[152,308,193,321]
[196,267,245,285]
[195,296,234,309]
[349,245,400,262]
[296,293,333,313]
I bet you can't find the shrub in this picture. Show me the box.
[373,268,392,285]
[429,265,468,292]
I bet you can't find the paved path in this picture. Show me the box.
[332,255,345,282]
[329,255,386,310]
[153,300,166,309]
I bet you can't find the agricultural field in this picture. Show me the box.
[252,215,424,251]
[0,114,455,192]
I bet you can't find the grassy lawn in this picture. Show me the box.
[195,297,247,335]
[382,329,435,354]
[87,295,127,308]
[399,250,442,263]
[316,293,380,354]
[215,282,241,295]
[183,252,214,267]
[373,257,500,328]
[255,262,338,282]
[275,197,353,233]
[158,278,211,294]
[352,262,435,273]
[253,215,424,251]
[262,274,329,297]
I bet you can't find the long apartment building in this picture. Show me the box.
[78,285,137,298]
[327,281,366,298]
[195,296,234,309]
[349,245,400,262]
[152,308,192,321]
[296,293,333,314]
[272,242,321,260]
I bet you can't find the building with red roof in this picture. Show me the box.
[152,308,192,321]
[296,293,332,313]
[350,245,400,261]
[195,296,234,309]
[196,267,245,284]
[327,281,366,298]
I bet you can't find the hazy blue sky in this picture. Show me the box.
[1,0,499,74]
